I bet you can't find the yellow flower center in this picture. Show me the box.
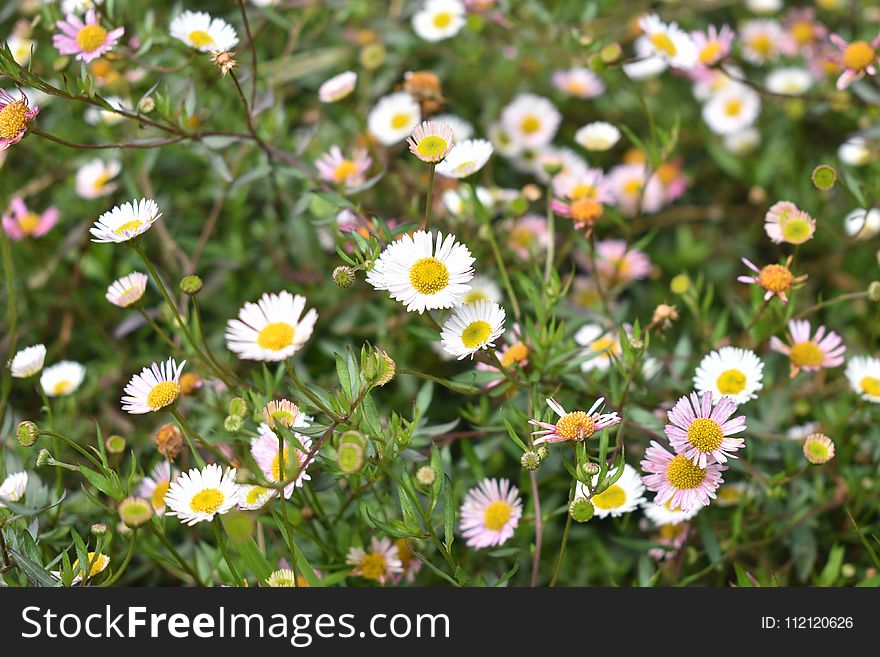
[394,539,414,568]
[146,381,181,411]
[271,447,291,482]
[416,135,449,159]
[509,226,533,248]
[92,171,112,192]
[665,454,707,489]
[659,523,685,540]
[52,379,73,395]
[749,34,773,57]
[409,257,449,294]
[188,30,215,48]
[246,486,270,505]
[699,42,723,64]
[758,264,794,292]
[257,322,296,351]
[724,98,743,117]
[18,212,41,235]
[432,12,452,28]
[780,217,812,244]
[716,368,746,395]
[565,80,587,96]
[333,159,358,183]
[571,198,603,224]
[359,552,388,581]
[791,22,814,46]
[189,488,225,514]
[789,341,824,367]
[390,112,411,129]
[570,183,597,200]
[500,342,528,368]
[72,553,108,578]
[623,179,642,195]
[656,163,678,185]
[483,500,512,531]
[555,411,595,440]
[114,219,143,236]
[649,32,677,57]
[461,320,492,349]
[716,485,743,505]
[686,417,724,453]
[151,480,170,510]
[464,290,487,303]
[76,25,108,53]
[590,335,616,353]
[520,115,541,135]
[591,484,626,510]
[117,286,142,307]
[859,376,880,397]
[804,439,831,463]
[843,41,876,71]
[0,100,29,140]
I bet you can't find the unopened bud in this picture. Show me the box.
[180,275,203,295]
[156,423,183,460]
[119,497,153,528]
[224,415,243,432]
[670,274,690,296]
[91,523,108,536]
[36,449,51,467]
[569,498,594,523]
[336,441,365,474]
[228,397,249,418]
[536,445,550,461]
[520,450,541,471]
[375,349,396,386]
[17,420,39,447]
[105,434,126,454]
[600,42,622,64]
[333,265,356,288]
[868,281,880,302]
[415,465,436,487]
[137,96,155,114]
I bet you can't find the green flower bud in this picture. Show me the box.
[868,281,880,302]
[36,449,51,467]
[118,497,153,528]
[333,265,356,288]
[91,523,108,536]
[569,498,594,523]
[670,274,691,296]
[337,441,365,474]
[228,397,249,418]
[520,451,541,471]
[811,164,837,191]
[224,415,243,432]
[536,445,550,461]
[179,275,203,295]
[105,434,126,454]
[17,420,39,447]
[600,42,622,64]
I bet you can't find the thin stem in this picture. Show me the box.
[286,361,336,417]
[236,0,259,106]
[549,470,577,587]
[35,380,61,495]
[170,408,223,468]
[33,128,187,150]
[213,517,243,586]
[529,470,543,587]
[100,529,138,586]
[0,227,17,429]
[137,307,179,351]
[274,430,298,584]
[543,187,555,287]
[742,297,771,337]
[795,291,869,320]
[422,164,437,230]
[149,524,204,585]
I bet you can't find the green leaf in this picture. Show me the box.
[80,466,124,501]
[443,474,455,550]
[8,547,60,587]
[236,539,273,582]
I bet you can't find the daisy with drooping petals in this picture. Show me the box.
[1,197,58,241]
[121,358,185,414]
[552,67,605,99]
[766,68,813,95]
[574,323,620,372]
[845,356,880,403]
[435,139,493,178]
[170,11,239,52]
[529,398,622,445]
[459,478,522,548]
[412,0,466,42]
[89,198,162,244]
[225,291,318,361]
[0,471,28,506]
[764,201,815,245]
[829,31,880,90]
[164,463,241,526]
[740,19,785,65]
[664,391,747,468]
[738,256,806,305]
[251,422,314,499]
[318,71,357,103]
[693,347,764,404]
[649,522,691,561]
[407,120,455,163]
[139,461,175,514]
[75,158,121,199]
[347,537,403,584]
[367,92,421,146]
[702,85,761,135]
[770,319,846,378]
[637,14,699,70]
[40,361,86,397]
[574,122,620,152]
[640,440,725,513]
[54,552,110,585]
[803,433,835,464]
[691,24,735,68]
[576,464,646,519]
[105,272,148,308]
[366,230,474,314]
[238,485,276,511]
[500,94,561,149]
[53,10,124,63]
[0,88,39,151]
[315,146,372,189]
[593,239,652,287]
[440,299,506,360]
[642,500,700,526]
[10,344,46,378]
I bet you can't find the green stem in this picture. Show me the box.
[213,517,244,586]
[150,524,204,585]
[549,471,576,587]
[544,187,555,287]
[422,164,436,230]
[286,361,336,417]
[35,380,61,495]
[275,430,298,584]
[0,227,17,429]
[795,291,869,320]
[137,307,179,351]
[100,529,138,586]
[170,409,215,468]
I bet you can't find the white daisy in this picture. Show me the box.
[367,92,421,146]
[462,275,502,305]
[765,68,812,95]
[105,272,148,308]
[366,230,474,313]
[412,0,467,42]
[0,471,28,506]
[251,421,314,498]
[575,324,620,372]
[575,122,621,152]
[54,552,110,585]
[838,137,870,167]
[440,300,506,360]
[138,461,175,514]
[637,14,699,70]
[623,39,669,80]
[225,291,318,362]
[238,485,277,510]
[576,464,646,519]
[89,198,162,244]
[845,356,880,403]
[75,158,121,199]
[431,113,473,142]
[693,346,764,404]
[552,67,605,99]
[170,11,239,52]
[164,463,241,526]
[642,500,700,526]
[702,85,761,135]
[435,138,494,178]
[723,127,761,155]
[740,19,784,65]
[40,361,86,397]
[10,344,46,378]
[83,96,128,126]
[7,35,35,67]
[318,71,357,103]
[407,120,455,163]
[844,208,880,239]
[499,94,561,149]
[120,357,185,414]
[441,185,494,216]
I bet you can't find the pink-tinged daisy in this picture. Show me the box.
[664,391,746,468]
[0,88,39,150]
[318,71,357,103]
[764,201,816,245]
[607,163,664,216]
[829,31,880,91]
[783,8,827,54]
[740,19,785,65]
[2,197,58,241]
[459,478,523,549]
[551,67,605,99]
[553,168,614,205]
[738,256,807,304]
[802,432,835,464]
[250,422,314,499]
[105,272,148,308]
[138,461,176,515]
[591,239,651,287]
[315,146,372,189]
[770,319,846,378]
[121,358,185,414]
[640,440,726,513]
[529,397,622,445]
[654,160,689,204]
[407,120,455,163]
[648,522,691,561]
[502,214,548,261]
[346,537,403,585]
[691,24,735,68]
[53,10,124,63]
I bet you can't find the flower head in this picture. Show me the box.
[529,397,622,445]
[262,399,302,429]
[770,319,846,378]
[238,485,276,511]
[435,139,493,178]
[829,31,880,90]
[641,440,726,512]
[665,391,747,468]
[225,291,318,361]
[440,300,506,359]
[500,94,561,149]
[170,11,239,52]
[693,347,764,404]
[702,85,761,135]
[367,92,421,146]
[318,71,357,103]
[845,356,880,403]
[105,272,148,308]
[251,422,314,498]
[738,256,806,304]
[75,159,121,199]
[691,24,735,67]
[764,201,815,245]
[642,500,700,526]
[164,463,242,526]
[740,19,785,65]
[121,358,185,414]
[315,146,372,189]
[576,464,646,519]
[0,471,28,507]
[637,14,699,69]
[53,10,124,63]
[11,344,46,378]
[503,215,548,260]
[40,361,86,397]
[585,239,651,287]
[552,67,605,99]
[575,121,621,152]
[412,0,466,42]
[0,88,39,150]
[2,197,58,241]
[803,433,835,464]
[347,537,403,584]
[574,323,621,372]
[407,120,455,163]
[459,478,523,548]
[138,460,175,514]
[90,198,162,244]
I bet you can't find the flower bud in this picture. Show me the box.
[17,420,38,447]
[600,42,622,64]
[670,274,690,295]
[569,498,594,523]
[105,434,126,454]
[415,465,436,487]
[811,164,837,191]
[119,497,153,528]
[224,415,243,432]
[228,397,249,418]
[333,265,356,288]
[868,281,880,302]
[520,450,541,471]
[36,449,51,467]
[536,444,550,461]
[91,523,108,536]
[375,349,396,386]
[360,42,386,70]
[336,441,365,474]
[179,275,203,295]
[137,96,156,114]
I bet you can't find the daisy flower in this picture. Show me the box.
[0,471,28,506]
[503,214,548,260]
[574,323,620,372]
[459,478,523,548]
[552,67,605,99]
[318,71,357,103]
[763,201,815,245]
[588,239,651,287]
[432,113,474,142]
[10,344,46,378]
[499,94,561,149]
[607,163,664,215]
[829,31,880,90]
[838,136,871,167]
[40,361,86,397]
[412,0,466,42]
[170,11,239,52]
[238,485,277,511]
[702,85,761,135]
[553,167,614,205]
[251,422,314,499]
[637,14,699,70]
[693,347,764,404]
[53,10,124,63]
[315,146,372,188]
[803,433,835,464]
[366,230,474,313]
[139,461,175,514]
[75,158,121,199]
[367,92,421,146]
[845,356,880,403]
[407,120,455,163]
[649,522,691,561]
[1,197,58,241]
[346,537,403,584]
[105,272,148,308]
[7,34,35,67]
[691,24,735,68]
[440,299,506,360]
[576,464,646,519]
[462,275,502,305]
[766,68,813,95]
[0,88,39,151]
[665,391,747,467]
[738,256,806,304]
[574,122,619,152]
[529,397,622,445]
[844,208,880,239]
[740,19,785,65]
[787,421,821,442]
[642,500,700,526]
[262,399,302,429]
[89,198,162,244]
[120,357,185,414]
[55,552,110,585]
[640,440,726,512]
[435,139,493,178]
[770,319,846,377]
[624,38,669,80]
[225,291,318,361]
[723,127,761,155]
[164,464,241,526]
